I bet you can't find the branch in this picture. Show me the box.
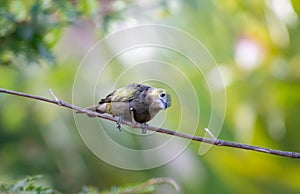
[1,87,300,159]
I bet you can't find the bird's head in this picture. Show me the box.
[152,88,172,110]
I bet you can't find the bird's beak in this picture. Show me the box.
[160,98,168,110]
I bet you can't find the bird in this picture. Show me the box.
[77,83,172,134]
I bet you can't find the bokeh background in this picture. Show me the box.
[1,0,300,193]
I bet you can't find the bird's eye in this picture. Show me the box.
[160,93,166,98]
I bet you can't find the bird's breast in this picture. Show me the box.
[110,101,132,121]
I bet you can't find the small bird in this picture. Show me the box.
[78,83,172,134]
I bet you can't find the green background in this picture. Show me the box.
[1,1,300,193]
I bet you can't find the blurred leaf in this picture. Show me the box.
[0,0,81,66]
[0,175,59,193]
[100,177,179,194]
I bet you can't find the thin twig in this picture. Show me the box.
[48,89,62,105]
[204,128,217,141]
[1,87,300,159]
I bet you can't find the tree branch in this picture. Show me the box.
[1,87,300,159]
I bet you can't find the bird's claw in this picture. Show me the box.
[141,123,148,134]
[115,116,123,131]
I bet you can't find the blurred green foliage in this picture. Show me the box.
[0,0,81,66]
[0,175,58,193]
[0,175,177,194]
[1,0,300,194]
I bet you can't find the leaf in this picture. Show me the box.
[100,177,180,194]
[0,175,59,194]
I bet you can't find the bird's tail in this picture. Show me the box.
[76,105,99,117]
[76,104,107,117]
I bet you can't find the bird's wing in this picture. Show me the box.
[99,84,151,104]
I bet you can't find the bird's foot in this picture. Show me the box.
[115,116,123,131]
[141,123,148,134]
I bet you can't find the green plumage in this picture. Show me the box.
[79,83,172,132]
